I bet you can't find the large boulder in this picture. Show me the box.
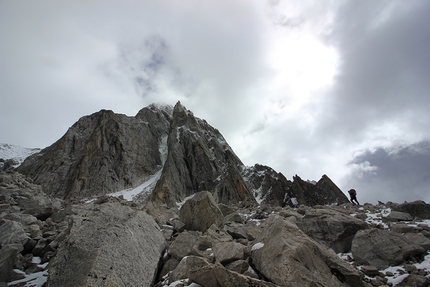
[351,228,426,269]
[394,200,430,219]
[0,220,29,282]
[296,208,368,253]
[170,256,278,287]
[46,201,165,287]
[179,191,224,232]
[251,214,364,287]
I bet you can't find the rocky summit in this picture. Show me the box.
[1,102,430,287]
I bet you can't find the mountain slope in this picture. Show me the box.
[16,102,348,206]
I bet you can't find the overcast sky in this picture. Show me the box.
[1,0,430,204]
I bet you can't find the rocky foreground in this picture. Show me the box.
[2,102,430,286]
[1,170,430,287]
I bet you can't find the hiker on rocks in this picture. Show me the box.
[348,189,359,205]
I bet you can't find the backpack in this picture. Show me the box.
[349,189,356,196]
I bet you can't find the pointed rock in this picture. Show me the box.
[150,102,256,207]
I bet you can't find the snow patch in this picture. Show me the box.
[7,257,48,287]
[0,143,41,167]
[251,242,265,251]
[108,134,168,201]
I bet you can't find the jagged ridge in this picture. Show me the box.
[17,101,349,206]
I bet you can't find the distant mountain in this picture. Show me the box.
[0,143,41,169]
[16,102,349,206]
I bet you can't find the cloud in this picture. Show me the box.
[1,0,430,205]
[344,140,430,204]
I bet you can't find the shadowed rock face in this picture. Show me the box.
[243,164,350,207]
[17,101,347,208]
[17,105,171,199]
[149,102,256,207]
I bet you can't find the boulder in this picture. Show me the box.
[394,200,430,219]
[386,211,413,221]
[168,231,202,261]
[0,245,20,282]
[46,201,165,287]
[212,241,247,265]
[351,228,426,269]
[296,208,368,253]
[404,233,430,250]
[251,214,364,287]
[391,223,416,234]
[0,220,28,249]
[179,191,224,232]
[396,274,430,287]
[170,256,278,287]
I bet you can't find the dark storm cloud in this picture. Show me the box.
[345,141,430,204]
[323,1,430,138]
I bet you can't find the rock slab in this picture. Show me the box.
[46,201,166,287]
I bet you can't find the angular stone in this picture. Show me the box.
[171,256,278,287]
[251,214,364,287]
[225,260,249,274]
[391,223,416,234]
[396,274,430,287]
[394,200,430,219]
[386,211,413,221]
[351,228,426,269]
[212,242,246,265]
[404,233,430,250]
[296,208,367,253]
[0,220,28,249]
[360,265,381,276]
[179,191,224,232]
[46,202,165,287]
[168,231,201,261]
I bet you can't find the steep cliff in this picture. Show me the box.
[17,101,347,207]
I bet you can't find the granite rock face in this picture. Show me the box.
[351,228,426,269]
[243,164,350,207]
[150,102,256,207]
[250,214,364,287]
[46,201,166,287]
[18,104,172,199]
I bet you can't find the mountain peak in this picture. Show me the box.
[16,102,348,207]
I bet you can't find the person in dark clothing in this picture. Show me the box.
[348,189,359,205]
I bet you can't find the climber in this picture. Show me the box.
[348,189,359,205]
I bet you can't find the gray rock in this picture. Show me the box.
[394,200,430,219]
[18,105,172,199]
[296,208,368,253]
[396,274,430,287]
[386,211,413,221]
[46,201,165,287]
[351,228,426,269]
[391,223,416,234]
[171,256,278,287]
[225,260,249,274]
[404,233,430,250]
[168,230,202,261]
[251,214,364,287]
[150,102,256,207]
[360,265,381,276]
[0,220,28,249]
[179,191,224,232]
[212,241,246,265]
[0,245,20,282]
